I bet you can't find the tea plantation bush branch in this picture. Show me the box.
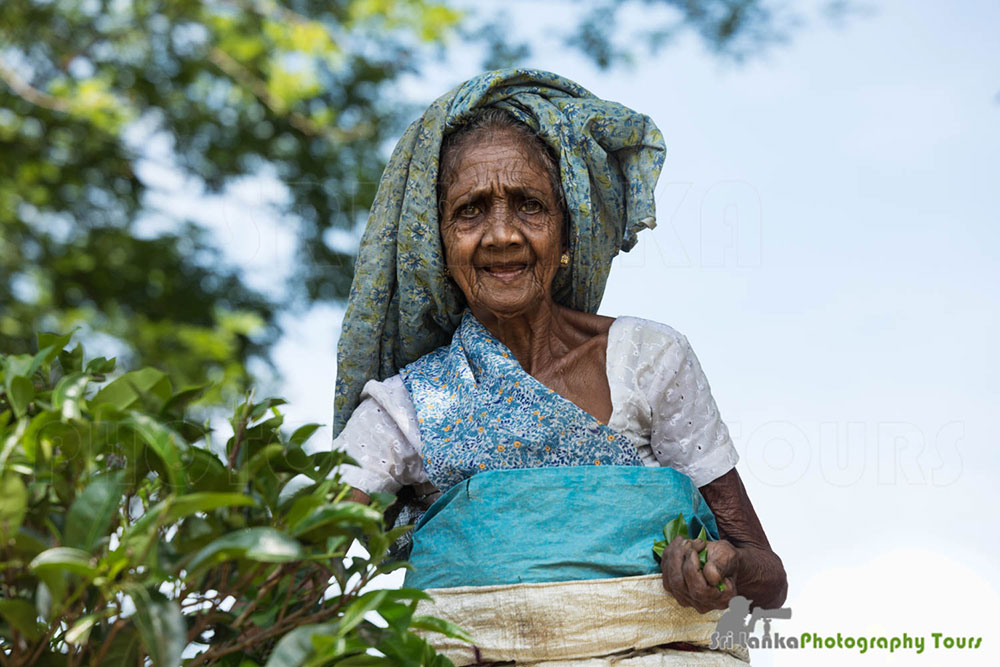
[0,333,469,665]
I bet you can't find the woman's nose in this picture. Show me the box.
[481,203,524,248]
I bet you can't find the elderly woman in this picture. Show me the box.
[335,69,786,664]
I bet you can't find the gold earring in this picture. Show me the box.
[443,266,451,277]
[560,253,570,266]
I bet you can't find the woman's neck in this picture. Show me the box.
[471,301,572,374]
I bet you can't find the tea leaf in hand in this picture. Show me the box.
[663,514,688,544]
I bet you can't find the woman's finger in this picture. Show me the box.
[662,540,695,607]
[681,549,718,613]
[682,549,711,594]
[702,541,739,588]
[702,559,725,587]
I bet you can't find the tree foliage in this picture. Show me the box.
[0,333,471,664]
[0,0,805,396]
[0,0,462,397]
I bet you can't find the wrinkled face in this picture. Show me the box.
[439,130,564,320]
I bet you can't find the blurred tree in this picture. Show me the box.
[472,0,799,70]
[0,0,811,397]
[0,0,462,399]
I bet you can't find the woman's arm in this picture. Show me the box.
[661,468,787,612]
[335,375,430,499]
[347,488,371,504]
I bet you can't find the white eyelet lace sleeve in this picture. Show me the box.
[607,317,739,488]
[335,375,431,495]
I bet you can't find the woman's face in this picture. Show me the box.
[439,130,563,320]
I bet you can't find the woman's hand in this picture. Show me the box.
[696,469,788,610]
[661,537,738,613]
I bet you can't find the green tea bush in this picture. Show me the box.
[0,333,468,665]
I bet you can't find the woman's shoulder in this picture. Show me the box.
[608,315,690,352]
[605,315,701,406]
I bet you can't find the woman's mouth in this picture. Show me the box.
[480,264,528,282]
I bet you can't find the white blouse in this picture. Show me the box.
[336,316,739,494]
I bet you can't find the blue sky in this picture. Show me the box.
[156,1,999,662]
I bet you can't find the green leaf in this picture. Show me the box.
[187,528,304,575]
[185,447,236,493]
[380,588,433,604]
[11,526,48,560]
[310,450,356,480]
[652,539,665,559]
[248,443,286,477]
[64,614,98,645]
[36,331,76,364]
[65,470,125,551]
[410,615,475,643]
[248,398,287,422]
[292,502,383,537]
[59,342,84,373]
[22,417,79,468]
[92,368,171,411]
[35,581,58,619]
[376,600,416,633]
[52,372,90,420]
[164,492,256,521]
[695,527,709,567]
[233,416,283,467]
[272,445,313,476]
[19,411,57,464]
[288,423,321,447]
[130,588,185,667]
[85,356,117,374]
[265,623,333,666]
[337,589,388,636]
[123,492,252,553]
[127,491,256,550]
[284,494,325,532]
[124,412,187,489]
[29,547,98,578]
[161,383,210,416]
[8,375,34,418]
[662,513,689,545]
[0,472,28,535]
[375,560,414,576]
[368,492,397,510]
[0,598,42,641]
[2,354,34,384]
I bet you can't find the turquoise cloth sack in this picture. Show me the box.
[403,465,719,590]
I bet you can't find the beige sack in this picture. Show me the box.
[416,573,751,665]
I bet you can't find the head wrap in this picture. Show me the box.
[334,68,666,436]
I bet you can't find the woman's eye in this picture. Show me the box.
[457,204,479,217]
[520,200,543,214]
